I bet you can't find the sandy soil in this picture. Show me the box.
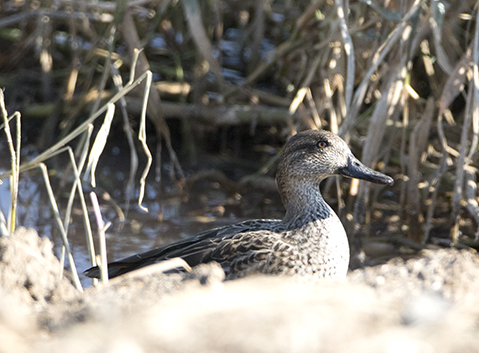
[2,227,479,353]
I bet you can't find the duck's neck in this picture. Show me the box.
[280,181,333,226]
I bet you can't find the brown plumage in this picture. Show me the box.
[84,130,393,281]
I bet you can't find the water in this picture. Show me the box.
[0,128,285,288]
[0,163,282,288]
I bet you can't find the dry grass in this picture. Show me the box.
[1,0,479,267]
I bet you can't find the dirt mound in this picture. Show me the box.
[349,248,479,301]
[0,228,77,309]
[3,228,479,353]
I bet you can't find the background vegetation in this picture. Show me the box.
[1,0,479,277]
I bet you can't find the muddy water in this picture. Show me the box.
[0,160,282,288]
[0,126,287,287]
[0,178,244,287]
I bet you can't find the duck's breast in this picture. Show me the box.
[276,215,350,280]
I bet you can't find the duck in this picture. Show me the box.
[84,129,393,281]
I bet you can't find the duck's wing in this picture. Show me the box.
[84,219,282,279]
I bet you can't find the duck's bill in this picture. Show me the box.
[340,154,394,185]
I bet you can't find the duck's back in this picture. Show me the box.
[85,219,282,279]
[85,216,349,281]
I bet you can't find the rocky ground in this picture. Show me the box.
[2,227,479,353]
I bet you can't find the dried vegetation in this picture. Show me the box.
[1,0,479,271]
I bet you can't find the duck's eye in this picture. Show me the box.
[318,141,328,148]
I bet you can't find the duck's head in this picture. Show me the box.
[276,130,393,211]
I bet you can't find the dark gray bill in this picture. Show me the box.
[339,154,394,185]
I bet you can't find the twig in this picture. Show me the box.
[35,144,97,270]
[429,0,453,74]
[0,70,153,179]
[469,7,479,163]
[110,63,139,215]
[121,11,185,186]
[39,163,83,292]
[406,97,434,241]
[84,103,116,187]
[181,0,225,89]
[340,0,422,136]
[64,143,96,268]
[109,258,192,284]
[0,91,20,234]
[138,70,153,212]
[465,167,479,241]
[334,0,355,111]
[124,99,301,125]
[451,60,475,243]
[451,6,479,242]
[90,192,110,283]
[423,153,448,244]
[295,0,327,32]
